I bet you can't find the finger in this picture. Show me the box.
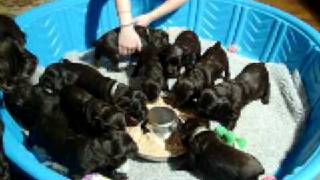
[137,41,142,52]
[128,48,135,55]
[120,46,129,56]
[119,46,125,55]
[124,48,130,56]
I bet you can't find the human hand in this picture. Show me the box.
[118,26,142,55]
[135,13,153,27]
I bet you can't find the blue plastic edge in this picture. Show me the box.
[3,0,319,179]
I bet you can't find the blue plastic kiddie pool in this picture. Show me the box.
[1,0,320,179]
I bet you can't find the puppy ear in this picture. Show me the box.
[61,59,71,64]
[214,41,222,48]
[261,81,270,104]
[63,71,78,85]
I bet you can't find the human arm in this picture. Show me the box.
[136,0,189,27]
[116,0,142,55]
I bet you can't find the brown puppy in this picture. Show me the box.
[198,63,270,129]
[94,26,169,71]
[60,85,127,136]
[176,118,264,180]
[171,41,230,107]
[130,46,166,101]
[160,30,201,78]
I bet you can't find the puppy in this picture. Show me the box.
[197,63,270,129]
[0,120,10,180]
[0,37,37,91]
[174,30,201,70]
[94,26,169,71]
[130,46,166,101]
[0,14,26,47]
[60,85,127,136]
[171,42,230,107]
[160,30,201,78]
[39,61,148,124]
[5,81,137,179]
[176,118,264,180]
[3,80,39,130]
[29,125,137,179]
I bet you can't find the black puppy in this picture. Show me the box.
[30,125,137,180]
[171,42,230,107]
[3,80,39,130]
[0,120,10,180]
[198,63,270,129]
[0,14,26,47]
[0,37,37,91]
[175,118,264,180]
[130,46,166,101]
[4,80,137,179]
[160,30,201,78]
[60,85,127,135]
[39,61,148,124]
[94,26,169,71]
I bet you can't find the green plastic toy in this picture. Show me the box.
[212,125,247,150]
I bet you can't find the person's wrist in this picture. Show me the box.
[120,24,134,32]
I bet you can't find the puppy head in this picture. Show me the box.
[0,36,36,82]
[202,41,227,62]
[172,79,194,107]
[142,80,161,102]
[160,44,183,78]
[117,90,148,122]
[198,84,236,127]
[80,131,138,172]
[0,37,22,90]
[39,62,78,93]
[150,29,169,49]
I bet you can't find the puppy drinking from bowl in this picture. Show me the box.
[198,63,270,130]
[126,97,187,162]
[130,46,166,102]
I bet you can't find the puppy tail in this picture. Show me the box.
[224,60,231,81]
